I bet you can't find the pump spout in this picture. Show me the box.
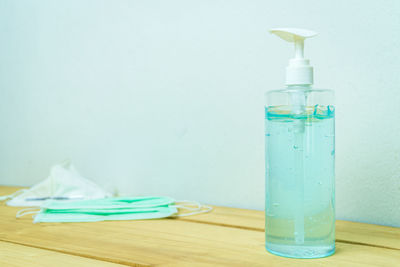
[269,28,317,43]
[270,28,317,85]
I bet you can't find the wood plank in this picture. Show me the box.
[1,186,399,266]
[0,241,126,267]
[2,186,400,251]
[2,186,400,250]
[0,202,399,266]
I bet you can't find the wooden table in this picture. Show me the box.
[0,186,399,266]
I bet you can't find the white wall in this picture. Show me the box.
[1,0,399,227]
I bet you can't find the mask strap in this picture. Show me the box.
[171,200,213,217]
[0,189,28,201]
[16,208,42,218]
[172,200,201,210]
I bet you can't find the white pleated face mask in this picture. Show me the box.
[0,161,111,207]
[2,161,213,223]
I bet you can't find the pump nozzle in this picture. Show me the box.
[270,28,317,85]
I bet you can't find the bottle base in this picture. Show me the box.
[265,243,335,259]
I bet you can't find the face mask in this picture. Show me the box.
[0,161,111,207]
[16,197,212,223]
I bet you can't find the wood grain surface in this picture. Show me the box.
[0,241,126,267]
[0,186,399,266]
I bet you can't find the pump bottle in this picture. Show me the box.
[265,28,335,258]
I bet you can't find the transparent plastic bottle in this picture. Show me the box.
[265,85,335,258]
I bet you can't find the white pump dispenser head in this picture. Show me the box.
[270,28,317,86]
